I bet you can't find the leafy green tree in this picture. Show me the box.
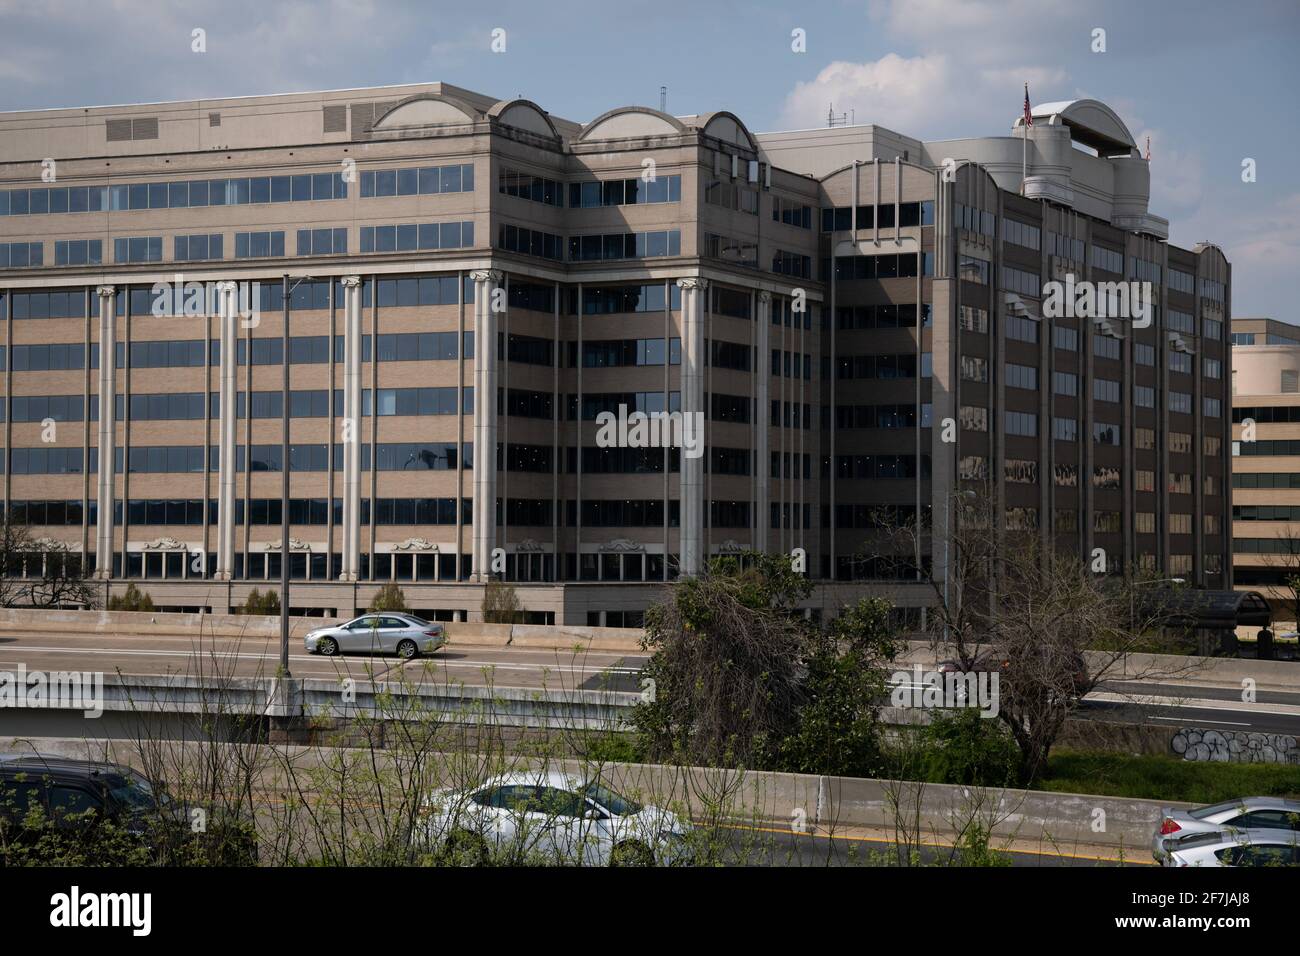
[239,588,280,615]
[481,580,522,624]
[107,582,155,612]
[634,553,814,768]
[775,598,898,778]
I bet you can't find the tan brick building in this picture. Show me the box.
[0,85,1231,622]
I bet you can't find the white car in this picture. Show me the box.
[1156,828,1299,867]
[417,771,692,866]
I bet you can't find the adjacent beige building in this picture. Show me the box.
[1232,317,1300,624]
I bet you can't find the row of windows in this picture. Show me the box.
[358,164,475,198]
[834,455,932,480]
[826,253,931,281]
[0,173,348,217]
[834,404,923,429]
[570,283,681,315]
[566,392,681,420]
[835,304,930,330]
[1234,506,1300,522]
[495,223,565,261]
[578,338,681,368]
[568,176,681,208]
[359,222,474,253]
[569,231,681,261]
[822,202,935,232]
[1235,439,1300,456]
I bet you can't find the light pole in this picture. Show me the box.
[279,273,313,678]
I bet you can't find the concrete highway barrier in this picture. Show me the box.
[0,734,1183,857]
[0,608,645,652]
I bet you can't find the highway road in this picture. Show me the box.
[0,627,647,694]
[2,627,1298,734]
[716,824,1146,867]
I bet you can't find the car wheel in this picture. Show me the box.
[318,637,339,657]
[610,840,654,867]
[444,829,489,866]
[396,639,419,660]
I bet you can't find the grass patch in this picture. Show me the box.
[1039,749,1300,804]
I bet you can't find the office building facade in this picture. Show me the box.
[0,85,1230,621]
[1232,318,1300,622]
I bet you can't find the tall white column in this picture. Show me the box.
[470,270,502,581]
[340,275,362,581]
[215,281,238,580]
[754,291,772,554]
[94,285,116,579]
[676,277,708,576]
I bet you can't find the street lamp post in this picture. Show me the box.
[279,273,313,679]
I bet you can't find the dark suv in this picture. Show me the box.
[0,754,257,865]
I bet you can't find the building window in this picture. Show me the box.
[1006,411,1038,437]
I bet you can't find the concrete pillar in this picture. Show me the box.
[340,275,362,580]
[676,277,708,575]
[214,281,238,580]
[94,285,116,579]
[470,270,502,580]
[754,291,772,553]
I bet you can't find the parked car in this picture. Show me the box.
[1154,827,1299,867]
[304,613,446,658]
[417,770,692,866]
[0,754,257,864]
[1151,796,1300,862]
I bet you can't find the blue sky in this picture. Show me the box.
[0,0,1296,319]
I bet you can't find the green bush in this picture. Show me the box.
[919,709,1021,788]
[1040,750,1300,803]
[106,583,155,612]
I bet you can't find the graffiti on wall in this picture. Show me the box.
[1172,727,1299,764]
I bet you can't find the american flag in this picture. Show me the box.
[1023,83,1032,127]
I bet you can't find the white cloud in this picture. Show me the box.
[779,53,952,131]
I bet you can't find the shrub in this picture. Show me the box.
[368,583,410,613]
[920,708,1021,788]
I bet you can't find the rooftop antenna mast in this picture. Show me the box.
[660,86,667,112]
[827,103,851,127]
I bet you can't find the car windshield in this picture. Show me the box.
[1190,801,1245,820]
[583,781,642,816]
[109,771,168,812]
[403,614,431,626]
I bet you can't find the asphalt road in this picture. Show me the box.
[1,627,1297,734]
[714,824,1146,867]
[0,627,647,694]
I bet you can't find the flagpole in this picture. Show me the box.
[1021,83,1028,195]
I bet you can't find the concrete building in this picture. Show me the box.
[1231,317,1300,624]
[0,85,1231,622]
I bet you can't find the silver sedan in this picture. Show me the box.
[304,613,446,659]
[1152,796,1300,862]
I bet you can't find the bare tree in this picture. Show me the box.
[0,519,97,609]
[883,488,1202,784]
